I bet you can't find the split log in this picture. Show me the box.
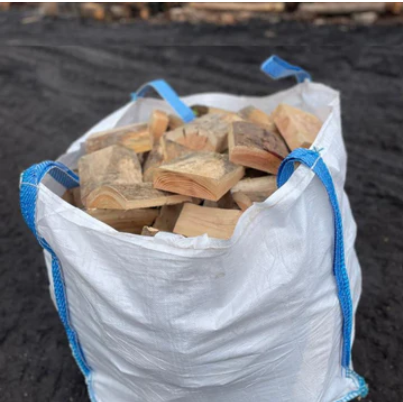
[164,112,241,153]
[238,106,278,133]
[85,123,153,154]
[231,175,277,196]
[231,192,253,212]
[189,2,285,12]
[272,103,322,150]
[148,110,169,142]
[61,187,83,208]
[168,114,184,130]
[143,143,164,182]
[141,226,160,236]
[161,138,193,161]
[79,145,143,207]
[153,204,184,232]
[80,2,106,20]
[86,208,158,234]
[109,4,132,19]
[139,4,150,20]
[228,121,287,174]
[0,3,11,11]
[154,152,245,201]
[298,2,386,15]
[40,2,59,17]
[173,203,242,240]
[231,176,277,210]
[387,2,403,14]
[85,182,192,210]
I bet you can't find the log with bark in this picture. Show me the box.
[72,100,323,239]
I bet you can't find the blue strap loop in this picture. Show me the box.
[261,55,311,84]
[131,79,195,123]
[20,161,79,238]
[277,148,353,368]
[19,161,92,381]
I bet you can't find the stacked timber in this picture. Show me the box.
[64,103,323,239]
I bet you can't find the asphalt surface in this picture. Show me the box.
[1,11,402,402]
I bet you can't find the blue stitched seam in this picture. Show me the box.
[20,162,97,402]
[277,148,368,398]
[277,149,355,368]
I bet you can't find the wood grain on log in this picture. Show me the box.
[164,112,241,153]
[173,203,242,239]
[143,143,164,182]
[85,123,152,154]
[148,110,169,142]
[238,105,278,133]
[86,208,158,234]
[228,121,287,174]
[85,182,192,210]
[154,151,244,201]
[231,176,277,210]
[272,103,322,150]
[153,204,184,232]
[79,145,143,206]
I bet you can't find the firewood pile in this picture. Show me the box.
[0,2,401,25]
[171,2,402,25]
[63,103,323,240]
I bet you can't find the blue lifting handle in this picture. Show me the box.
[131,79,195,123]
[277,148,352,369]
[261,55,311,84]
[19,161,92,381]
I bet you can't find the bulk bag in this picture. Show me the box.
[20,56,368,402]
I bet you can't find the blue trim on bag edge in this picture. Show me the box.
[19,161,97,402]
[277,148,368,397]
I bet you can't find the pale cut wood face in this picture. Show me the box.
[86,208,158,234]
[153,204,184,232]
[85,123,153,154]
[231,176,277,207]
[238,105,278,133]
[164,112,241,153]
[85,183,191,210]
[148,110,169,142]
[78,145,143,202]
[75,100,323,237]
[153,152,245,201]
[143,143,164,182]
[230,121,288,159]
[228,121,285,174]
[231,176,277,194]
[173,203,243,240]
[272,103,322,150]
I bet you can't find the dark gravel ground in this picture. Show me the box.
[1,11,402,402]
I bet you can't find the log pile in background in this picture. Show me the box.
[0,3,401,25]
[64,102,323,240]
[170,2,403,25]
